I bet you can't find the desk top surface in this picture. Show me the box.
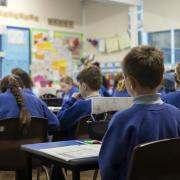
[21,140,99,167]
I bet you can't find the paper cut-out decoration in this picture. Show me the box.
[98,39,105,53]
[118,33,130,50]
[106,37,119,53]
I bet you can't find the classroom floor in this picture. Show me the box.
[0,170,101,180]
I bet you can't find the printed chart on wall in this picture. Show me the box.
[2,26,30,77]
[31,28,82,87]
[58,31,83,59]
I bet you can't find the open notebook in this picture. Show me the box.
[40,144,101,162]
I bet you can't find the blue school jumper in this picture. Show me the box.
[62,86,79,105]
[0,90,59,132]
[99,85,111,97]
[162,90,180,110]
[57,97,91,133]
[112,89,129,97]
[99,94,180,180]
[24,88,36,96]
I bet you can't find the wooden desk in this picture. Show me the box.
[21,140,99,180]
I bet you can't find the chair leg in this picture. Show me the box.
[51,165,66,180]
[62,168,68,180]
[93,170,98,180]
[16,170,26,180]
[41,165,50,180]
[37,167,41,180]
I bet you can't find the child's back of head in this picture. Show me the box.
[122,45,164,96]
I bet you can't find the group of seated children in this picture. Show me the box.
[0,45,180,180]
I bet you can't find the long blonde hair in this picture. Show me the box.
[116,79,126,92]
[175,63,180,86]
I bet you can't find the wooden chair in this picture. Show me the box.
[87,97,133,140]
[0,117,49,180]
[127,138,180,180]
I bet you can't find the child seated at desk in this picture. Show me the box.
[57,66,102,139]
[12,67,35,96]
[162,63,180,109]
[60,76,79,104]
[0,75,59,133]
[99,46,180,180]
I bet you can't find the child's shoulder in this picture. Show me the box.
[163,102,180,113]
[164,91,180,99]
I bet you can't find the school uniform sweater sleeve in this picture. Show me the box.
[99,110,137,180]
[41,100,59,131]
[162,91,180,110]
[57,97,91,129]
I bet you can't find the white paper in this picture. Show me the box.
[118,33,130,50]
[48,106,62,112]
[8,29,25,44]
[98,39,105,53]
[40,144,101,162]
[106,37,119,53]
[91,97,133,114]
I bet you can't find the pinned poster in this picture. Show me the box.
[106,37,119,53]
[118,33,130,50]
[7,29,25,44]
[98,39,105,53]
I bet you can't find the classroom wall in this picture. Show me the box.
[0,0,82,32]
[144,0,180,32]
[83,1,130,63]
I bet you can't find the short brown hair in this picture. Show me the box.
[122,45,164,89]
[12,68,33,89]
[77,66,102,90]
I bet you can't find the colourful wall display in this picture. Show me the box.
[31,28,82,87]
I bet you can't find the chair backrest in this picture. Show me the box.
[85,97,133,140]
[41,97,63,107]
[0,117,48,170]
[127,138,180,180]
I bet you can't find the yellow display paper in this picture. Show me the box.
[36,42,53,51]
[51,59,67,75]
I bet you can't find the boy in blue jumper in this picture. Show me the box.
[162,63,180,109]
[57,66,102,138]
[99,46,180,180]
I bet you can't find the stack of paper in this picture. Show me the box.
[40,144,101,161]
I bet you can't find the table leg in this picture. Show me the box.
[25,155,32,180]
[72,170,80,180]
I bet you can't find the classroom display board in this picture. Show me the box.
[31,28,82,87]
[1,26,30,77]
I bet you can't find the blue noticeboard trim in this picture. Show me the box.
[7,26,31,74]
